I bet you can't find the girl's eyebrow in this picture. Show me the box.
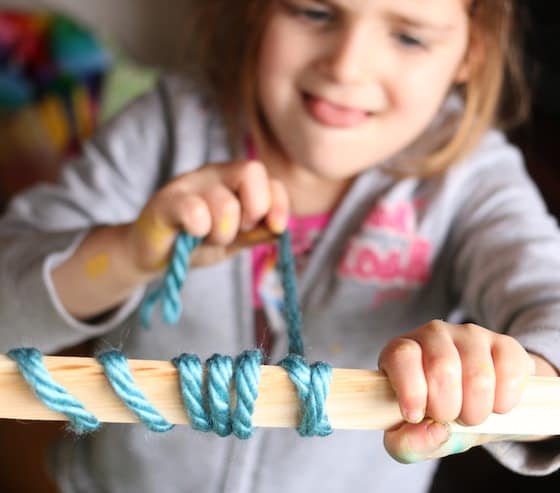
[384,11,455,32]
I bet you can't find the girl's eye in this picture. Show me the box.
[394,32,426,50]
[284,1,334,24]
[299,8,332,23]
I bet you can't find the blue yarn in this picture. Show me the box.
[277,231,304,356]
[10,347,332,437]
[7,348,99,434]
[232,350,263,439]
[97,350,174,432]
[279,354,333,437]
[205,354,234,437]
[140,232,202,328]
[172,353,212,432]
[173,350,262,438]
[10,229,334,438]
[139,229,331,436]
[140,231,304,357]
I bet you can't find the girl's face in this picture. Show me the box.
[256,0,470,182]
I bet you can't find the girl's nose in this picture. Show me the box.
[317,24,378,85]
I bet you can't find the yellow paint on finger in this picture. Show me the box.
[219,214,233,236]
[477,362,494,374]
[85,254,110,280]
[135,212,175,250]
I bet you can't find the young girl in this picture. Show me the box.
[1,0,559,492]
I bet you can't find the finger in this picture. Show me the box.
[384,422,499,464]
[225,161,272,232]
[161,192,212,238]
[266,179,290,234]
[202,185,241,245]
[454,325,495,425]
[410,321,462,423]
[378,338,427,424]
[492,336,532,414]
[383,420,450,464]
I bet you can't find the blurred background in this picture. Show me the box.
[0,0,559,491]
[1,0,192,68]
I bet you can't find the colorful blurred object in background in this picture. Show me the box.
[0,11,111,206]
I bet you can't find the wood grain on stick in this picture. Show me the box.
[0,355,559,435]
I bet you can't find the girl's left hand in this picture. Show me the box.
[377,320,536,463]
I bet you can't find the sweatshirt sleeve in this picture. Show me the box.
[0,81,172,354]
[447,131,560,474]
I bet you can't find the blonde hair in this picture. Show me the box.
[182,0,528,175]
[408,0,529,176]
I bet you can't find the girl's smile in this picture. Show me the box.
[302,91,374,128]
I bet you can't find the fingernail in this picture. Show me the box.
[427,420,450,446]
[405,409,425,424]
[268,214,287,234]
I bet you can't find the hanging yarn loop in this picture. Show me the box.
[9,229,333,438]
[140,232,202,328]
[140,231,305,357]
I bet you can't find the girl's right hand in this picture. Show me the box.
[125,160,289,276]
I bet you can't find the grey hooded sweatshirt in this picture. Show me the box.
[1,77,559,493]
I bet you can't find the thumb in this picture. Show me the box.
[384,420,476,464]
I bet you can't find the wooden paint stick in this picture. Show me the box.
[0,355,559,435]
